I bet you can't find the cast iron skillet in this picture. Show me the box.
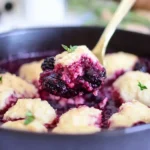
[0,27,150,150]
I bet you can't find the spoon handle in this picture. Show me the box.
[93,0,136,65]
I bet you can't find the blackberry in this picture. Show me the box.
[83,68,106,88]
[133,58,150,73]
[42,73,67,94]
[41,57,55,71]
[41,72,79,98]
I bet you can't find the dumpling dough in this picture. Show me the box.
[53,106,101,134]
[3,98,57,124]
[109,100,150,129]
[55,45,99,66]
[2,120,47,133]
[19,60,43,83]
[105,52,138,78]
[113,71,150,106]
[0,73,38,98]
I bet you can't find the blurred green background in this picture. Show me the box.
[67,0,150,34]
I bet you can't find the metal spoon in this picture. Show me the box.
[92,0,136,65]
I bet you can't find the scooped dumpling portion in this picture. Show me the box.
[40,45,106,98]
[19,60,43,85]
[3,98,57,125]
[105,52,138,78]
[109,101,150,129]
[113,71,150,106]
[0,73,38,98]
[2,120,47,133]
[53,106,101,134]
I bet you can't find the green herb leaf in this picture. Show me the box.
[62,44,77,53]
[138,81,147,91]
[62,44,69,51]
[0,76,2,83]
[24,111,35,125]
[70,45,77,51]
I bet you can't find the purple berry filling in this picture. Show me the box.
[101,98,119,128]
[133,58,150,73]
[40,56,106,98]
[0,95,17,115]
